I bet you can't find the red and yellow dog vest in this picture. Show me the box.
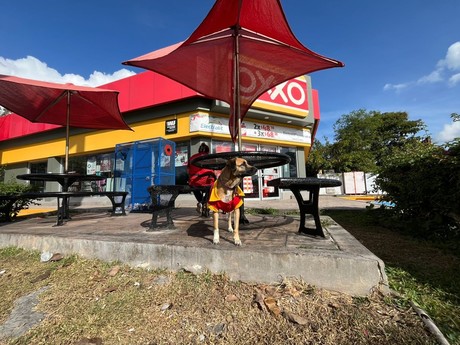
[207,181,244,213]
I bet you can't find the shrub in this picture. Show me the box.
[375,140,460,240]
[0,180,40,221]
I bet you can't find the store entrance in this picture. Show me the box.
[240,144,280,200]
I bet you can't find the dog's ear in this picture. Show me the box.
[226,158,238,173]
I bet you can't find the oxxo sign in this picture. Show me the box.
[252,77,309,117]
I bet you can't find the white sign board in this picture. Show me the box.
[343,172,366,194]
[189,113,311,144]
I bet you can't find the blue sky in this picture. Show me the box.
[1,0,460,143]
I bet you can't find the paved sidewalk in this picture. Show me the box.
[174,193,371,209]
[1,194,385,296]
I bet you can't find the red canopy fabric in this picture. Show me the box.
[124,0,344,143]
[0,74,131,130]
[0,74,132,172]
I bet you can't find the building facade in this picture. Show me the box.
[0,71,321,201]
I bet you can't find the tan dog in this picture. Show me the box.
[207,157,257,245]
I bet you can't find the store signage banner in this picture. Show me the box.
[190,113,311,144]
[252,76,309,117]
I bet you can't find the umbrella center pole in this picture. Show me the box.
[64,92,70,173]
[233,24,242,150]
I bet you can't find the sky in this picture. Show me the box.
[1,0,460,144]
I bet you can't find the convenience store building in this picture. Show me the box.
[0,71,321,201]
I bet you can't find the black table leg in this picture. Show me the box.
[290,187,325,237]
[54,196,66,226]
[239,202,250,224]
[200,186,211,218]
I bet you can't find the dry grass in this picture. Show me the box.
[0,247,436,345]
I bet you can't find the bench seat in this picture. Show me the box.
[0,191,128,226]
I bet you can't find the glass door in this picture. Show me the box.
[260,145,280,199]
[241,144,280,200]
[241,143,259,198]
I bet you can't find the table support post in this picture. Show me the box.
[291,186,325,237]
[239,201,249,224]
[54,196,67,226]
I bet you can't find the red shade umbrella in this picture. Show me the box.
[123,0,344,147]
[0,74,132,172]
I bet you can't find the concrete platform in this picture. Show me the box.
[0,195,388,296]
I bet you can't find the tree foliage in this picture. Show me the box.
[376,139,460,240]
[306,109,427,174]
[305,139,334,176]
[306,109,459,240]
[331,109,426,173]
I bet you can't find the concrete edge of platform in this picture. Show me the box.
[0,217,388,296]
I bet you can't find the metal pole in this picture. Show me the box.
[65,91,70,173]
[235,25,242,150]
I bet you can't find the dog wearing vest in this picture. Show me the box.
[207,157,258,246]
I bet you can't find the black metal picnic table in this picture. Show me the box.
[267,177,342,237]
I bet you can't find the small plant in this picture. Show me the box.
[253,207,277,215]
[320,217,335,228]
[246,208,300,216]
[0,179,40,221]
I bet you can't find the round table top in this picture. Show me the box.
[267,177,342,188]
[191,151,291,170]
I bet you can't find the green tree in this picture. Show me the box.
[376,138,459,240]
[446,113,460,155]
[305,139,334,176]
[330,109,427,172]
[308,109,459,240]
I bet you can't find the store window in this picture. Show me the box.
[67,153,114,191]
[281,147,297,178]
[240,143,259,198]
[259,145,280,198]
[212,140,234,153]
[175,141,189,185]
[30,161,47,192]
[67,156,87,174]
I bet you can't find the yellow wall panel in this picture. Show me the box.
[1,112,309,164]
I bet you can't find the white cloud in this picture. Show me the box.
[449,72,460,86]
[383,82,410,92]
[0,56,135,87]
[384,41,460,91]
[437,41,460,71]
[417,69,443,84]
[437,120,460,142]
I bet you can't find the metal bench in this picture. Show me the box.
[147,184,213,231]
[267,177,342,237]
[0,191,128,226]
[147,185,190,230]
